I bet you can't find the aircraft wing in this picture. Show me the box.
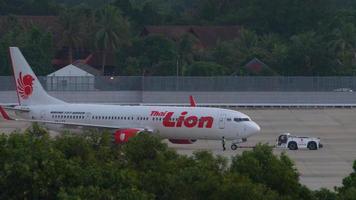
[15,118,153,133]
[0,105,153,132]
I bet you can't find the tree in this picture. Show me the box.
[21,27,55,75]
[337,160,356,200]
[212,29,257,73]
[314,188,337,200]
[214,33,286,76]
[0,0,59,15]
[120,35,177,75]
[328,23,356,74]
[176,34,196,76]
[58,7,86,64]
[217,0,331,36]
[0,24,54,75]
[185,61,229,76]
[230,144,304,199]
[95,5,130,74]
[284,32,335,76]
[214,174,279,200]
[4,126,356,199]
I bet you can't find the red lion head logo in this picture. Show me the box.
[17,72,35,99]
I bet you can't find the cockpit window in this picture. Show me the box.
[234,118,250,122]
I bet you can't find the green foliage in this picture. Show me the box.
[231,144,302,198]
[95,5,130,72]
[4,0,356,75]
[58,7,88,63]
[0,127,355,199]
[284,32,333,76]
[215,174,279,200]
[337,160,356,200]
[185,61,229,76]
[0,0,59,15]
[0,24,54,75]
[119,35,177,75]
[0,127,152,199]
[314,188,337,200]
[212,29,284,75]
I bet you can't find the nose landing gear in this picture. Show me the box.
[231,138,247,151]
[231,144,238,150]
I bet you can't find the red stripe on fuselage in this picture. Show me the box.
[0,106,11,120]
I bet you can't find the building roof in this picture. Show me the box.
[141,26,191,41]
[190,26,241,48]
[244,58,267,73]
[47,64,94,77]
[47,62,101,77]
[73,61,102,76]
[141,25,241,48]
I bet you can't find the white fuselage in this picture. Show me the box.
[19,104,260,140]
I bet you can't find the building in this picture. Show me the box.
[244,58,276,75]
[140,25,241,48]
[46,62,101,91]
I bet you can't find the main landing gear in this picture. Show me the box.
[230,138,247,151]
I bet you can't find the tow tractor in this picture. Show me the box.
[276,133,323,150]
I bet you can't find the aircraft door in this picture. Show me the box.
[133,114,141,127]
[85,112,92,123]
[40,110,46,120]
[219,113,226,129]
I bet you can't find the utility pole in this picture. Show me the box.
[176,56,179,91]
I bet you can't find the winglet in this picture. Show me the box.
[0,106,12,120]
[189,95,196,107]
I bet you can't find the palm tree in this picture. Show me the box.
[95,5,129,74]
[58,8,85,64]
[329,23,356,67]
[176,33,196,76]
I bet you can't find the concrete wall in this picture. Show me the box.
[1,90,356,104]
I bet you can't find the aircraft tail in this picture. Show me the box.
[9,47,65,106]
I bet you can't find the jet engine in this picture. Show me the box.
[114,129,141,144]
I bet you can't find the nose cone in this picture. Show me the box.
[245,121,261,136]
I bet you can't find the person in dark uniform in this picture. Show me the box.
[222,136,226,151]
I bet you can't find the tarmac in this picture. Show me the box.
[1,108,356,190]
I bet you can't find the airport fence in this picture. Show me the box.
[2,76,356,92]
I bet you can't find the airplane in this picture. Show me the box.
[0,47,260,150]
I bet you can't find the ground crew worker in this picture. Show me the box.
[222,136,226,151]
